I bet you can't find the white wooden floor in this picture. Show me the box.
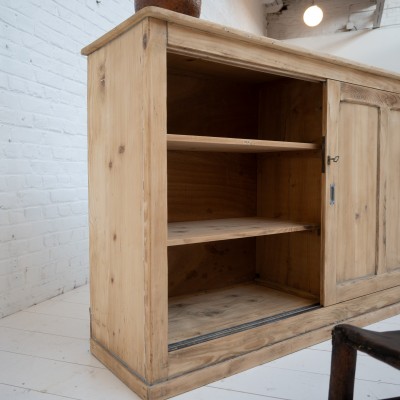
[0,285,399,400]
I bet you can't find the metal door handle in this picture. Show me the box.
[330,184,335,206]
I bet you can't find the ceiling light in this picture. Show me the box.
[303,4,323,27]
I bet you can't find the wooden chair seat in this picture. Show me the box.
[328,324,400,400]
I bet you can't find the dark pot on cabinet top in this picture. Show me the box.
[134,0,201,18]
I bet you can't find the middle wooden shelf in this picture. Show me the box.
[167,134,320,153]
[168,217,319,246]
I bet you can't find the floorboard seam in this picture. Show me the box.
[0,324,88,341]
[23,310,88,321]
[0,349,105,370]
[0,382,81,400]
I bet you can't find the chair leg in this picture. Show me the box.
[328,328,357,400]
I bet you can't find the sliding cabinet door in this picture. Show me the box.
[323,81,400,306]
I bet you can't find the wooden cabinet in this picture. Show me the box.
[82,8,400,399]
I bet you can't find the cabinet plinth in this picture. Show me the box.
[84,8,400,400]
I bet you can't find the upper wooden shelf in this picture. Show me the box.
[167,134,320,153]
[168,217,318,246]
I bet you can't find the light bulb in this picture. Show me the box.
[303,5,323,27]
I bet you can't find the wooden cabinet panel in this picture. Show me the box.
[382,109,400,271]
[324,82,400,305]
[335,102,378,283]
[88,19,169,383]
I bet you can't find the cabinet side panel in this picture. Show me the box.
[384,109,400,270]
[88,20,168,381]
[142,18,169,382]
[335,103,378,283]
[88,26,146,377]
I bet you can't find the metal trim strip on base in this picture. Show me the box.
[168,303,321,352]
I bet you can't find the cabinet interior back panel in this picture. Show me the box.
[168,151,257,222]
[257,231,321,297]
[167,72,259,139]
[168,238,256,297]
[258,79,323,144]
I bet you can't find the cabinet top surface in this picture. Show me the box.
[81,6,400,83]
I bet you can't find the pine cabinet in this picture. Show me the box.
[82,7,400,399]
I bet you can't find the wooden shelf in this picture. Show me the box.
[168,217,318,246]
[167,134,320,153]
[168,282,318,345]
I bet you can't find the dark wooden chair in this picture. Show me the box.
[328,324,400,400]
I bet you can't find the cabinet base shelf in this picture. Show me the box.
[168,282,319,347]
[168,302,320,351]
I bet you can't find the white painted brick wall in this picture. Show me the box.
[0,0,136,318]
[0,0,265,318]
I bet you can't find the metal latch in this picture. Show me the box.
[327,155,340,165]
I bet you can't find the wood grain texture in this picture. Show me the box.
[88,22,147,379]
[168,52,285,83]
[168,217,318,246]
[381,109,400,271]
[256,79,322,298]
[167,285,400,378]
[87,18,168,383]
[167,134,320,152]
[335,269,400,303]
[335,102,378,283]
[256,154,322,297]
[91,339,150,398]
[163,303,400,399]
[168,151,257,222]
[325,82,400,305]
[256,279,319,301]
[81,7,400,93]
[168,282,315,344]
[340,82,400,108]
[256,154,322,227]
[167,23,400,94]
[168,238,256,297]
[90,300,400,400]
[322,80,341,306]
[258,79,323,144]
[377,106,390,277]
[167,72,259,139]
[328,327,357,400]
[329,324,400,398]
[257,231,321,297]
[141,18,169,383]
